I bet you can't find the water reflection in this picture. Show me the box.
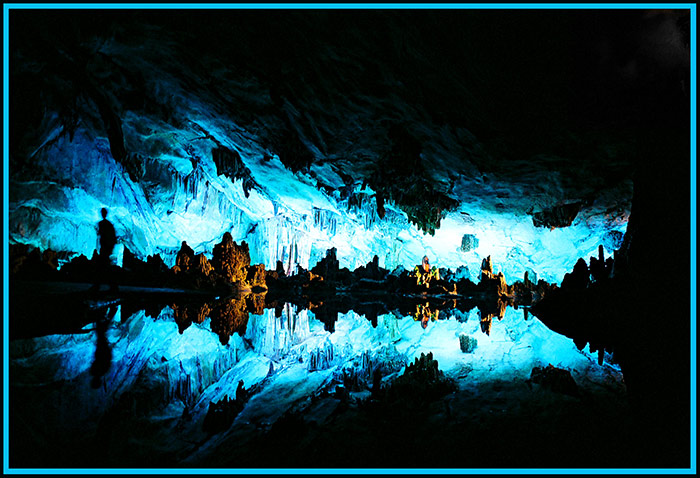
[89,302,118,389]
[75,287,621,413]
[414,303,440,329]
[171,301,211,334]
[158,291,522,346]
[9,283,624,470]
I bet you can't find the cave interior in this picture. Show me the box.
[5,7,694,471]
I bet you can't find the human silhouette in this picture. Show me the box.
[90,304,117,389]
[90,208,118,292]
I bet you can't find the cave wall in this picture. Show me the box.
[8,9,643,284]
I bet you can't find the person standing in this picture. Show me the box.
[90,208,118,292]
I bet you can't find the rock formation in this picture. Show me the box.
[211,232,251,285]
[202,380,251,434]
[209,297,249,346]
[528,364,580,397]
[173,241,195,274]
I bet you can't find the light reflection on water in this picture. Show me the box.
[156,299,621,384]
[9,298,625,468]
[97,299,621,389]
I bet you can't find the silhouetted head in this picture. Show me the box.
[101,208,108,219]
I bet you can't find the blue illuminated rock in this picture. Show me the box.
[460,233,479,252]
[602,230,625,254]
[7,9,635,290]
[531,202,582,229]
[459,334,478,353]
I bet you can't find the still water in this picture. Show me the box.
[9,298,625,467]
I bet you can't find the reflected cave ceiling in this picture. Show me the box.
[8,9,691,282]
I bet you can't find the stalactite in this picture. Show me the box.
[308,339,335,372]
[166,345,239,406]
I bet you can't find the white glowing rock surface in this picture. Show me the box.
[10,113,627,284]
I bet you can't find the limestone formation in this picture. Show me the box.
[174,241,195,274]
[480,316,492,335]
[460,233,479,252]
[192,253,214,277]
[202,380,250,434]
[602,230,625,253]
[209,297,249,345]
[531,202,582,229]
[481,255,494,279]
[10,244,62,280]
[172,301,212,334]
[381,352,455,405]
[310,247,340,281]
[355,254,387,281]
[245,293,266,315]
[560,258,590,290]
[459,334,477,353]
[211,232,251,285]
[246,263,267,290]
[529,364,580,397]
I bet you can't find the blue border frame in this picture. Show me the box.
[3,3,697,475]
[2,3,8,476]
[1,2,699,8]
[3,3,695,8]
[690,2,698,476]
